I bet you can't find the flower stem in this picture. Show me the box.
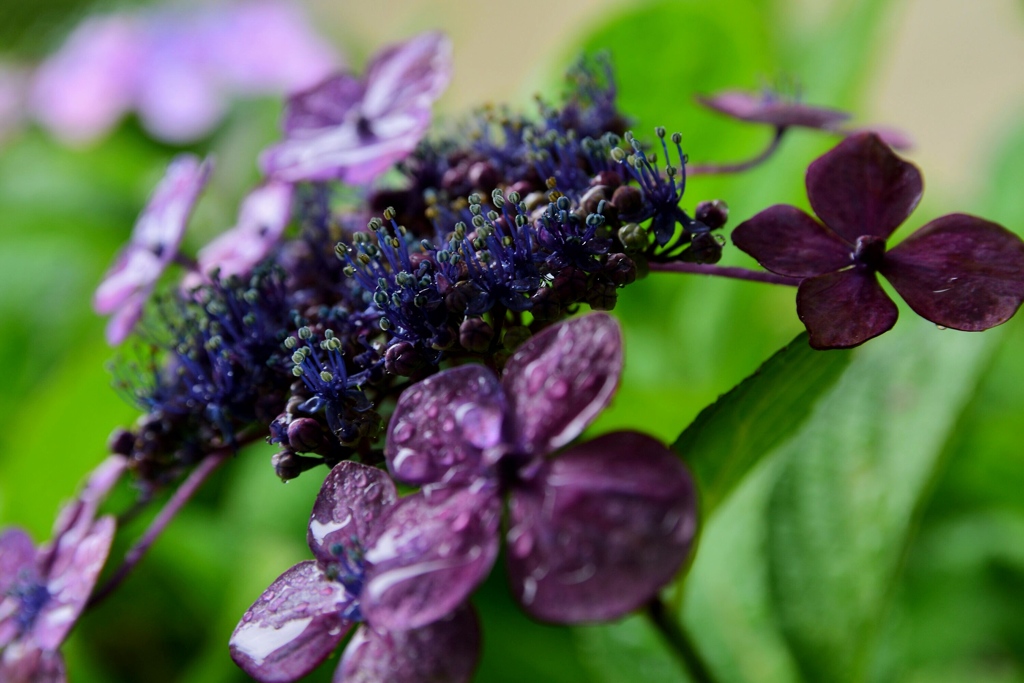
[647,597,718,683]
[647,261,801,286]
[688,127,786,176]
[88,450,232,607]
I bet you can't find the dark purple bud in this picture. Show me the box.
[385,342,427,376]
[107,428,135,457]
[591,170,622,188]
[467,161,499,192]
[550,267,589,303]
[445,281,478,314]
[459,318,494,353]
[580,185,610,216]
[271,450,320,481]
[617,222,649,252]
[610,185,642,217]
[529,287,561,321]
[288,418,325,453]
[602,253,637,286]
[509,179,537,197]
[679,231,724,265]
[431,326,456,351]
[695,199,729,230]
[586,282,617,311]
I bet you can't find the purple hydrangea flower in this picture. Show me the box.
[230,461,480,683]
[94,154,212,345]
[184,180,293,288]
[0,457,126,682]
[260,31,452,185]
[30,2,338,145]
[361,313,698,627]
[732,133,1024,349]
[696,89,851,130]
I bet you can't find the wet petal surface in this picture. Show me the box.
[361,486,501,631]
[806,133,922,243]
[503,313,623,455]
[796,268,899,349]
[385,364,507,486]
[308,462,398,565]
[230,561,354,683]
[334,605,480,683]
[732,204,852,277]
[506,432,697,623]
[883,214,1024,331]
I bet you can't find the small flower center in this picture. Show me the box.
[10,578,50,634]
[853,235,887,270]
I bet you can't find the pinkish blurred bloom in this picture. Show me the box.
[185,181,294,289]
[261,31,452,185]
[0,457,127,683]
[94,155,212,344]
[0,65,29,144]
[30,1,339,145]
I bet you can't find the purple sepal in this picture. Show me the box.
[731,205,852,277]
[797,269,899,349]
[806,132,922,243]
[697,90,850,129]
[883,214,1024,331]
[503,313,623,455]
[385,365,507,486]
[0,529,37,595]
[307,462,398,565]
[335,605,480,683]
[32,515,115,651]
[230,561,355,683]
[361,486,501,631]
[0,643,67,683]
[506,432,697,623]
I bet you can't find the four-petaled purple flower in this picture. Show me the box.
[732,133,1024,349]
[184,180,294,289]
[260,31,452,185]
[93,154,212,345]
[358,313,697,628]
[0,456,126,683]
[697,89,851,131]
[229,461,480,683]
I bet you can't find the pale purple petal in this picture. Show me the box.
[136,38,225,142]
[797,269,899,349]
[30,16,144,144]
[92,250,162,315]
[196,181,293,280]
[697,90,850,129]
[361,486,501,631]
[806,133,923,243]
[0,644,67,683]
[360,32,452,121]
[385,365,507,486]
[230,561,355,683]
[102,289,148,346]
[883,214,1024,331]
[335,605,480,683]
[282,74,364,133]
[0,529,37,594]
[506,432,697,623]
[731,204,853,277]
[307,462,398,565]
[503,313,623,456]
[203,1,338,94]
[33,516,116,650]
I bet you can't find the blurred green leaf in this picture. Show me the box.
[574,613,686,683]
[766,320,999,683]
[673,332,851,516]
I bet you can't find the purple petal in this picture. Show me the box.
[93,250,162,315]
[503,313,623,456]
[131,154,212,253]
[230,561,355,683]
[361,486,501,631]
[731,204,853,277]
[0,529,38,595]
[697,90,850,129]
[307,462,398,565]
[335,605,480,683]
[33,515,116,650]
[837,125,914,151]
[360,32,452,121]
[883,214,1024,331]
[136,46,225,143]
[282,74,364,133]
[196,181,293,280]
[29,16,143,144]
[385,365,507,486]
[796,269,899,349]
[102,289,148,346]
[506,432,697,623]
[806,132,923,243]
[0,644,67,683]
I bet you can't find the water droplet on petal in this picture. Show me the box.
[452,512,471,532]
[393,421,415,444]
[549,379,568,398]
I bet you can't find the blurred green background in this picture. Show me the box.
[2,0,1024,681]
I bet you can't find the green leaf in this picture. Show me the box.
[574,614,687,683]
[766,320,999,683]
[673,333,852,516]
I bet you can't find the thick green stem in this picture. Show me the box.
[647,597,718,683]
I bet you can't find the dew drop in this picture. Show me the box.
[526,363,548,393]
[512,532,534,558]
[549,379,568,398]
[936,325,947,331]
[427,405,440,418]
[393,421,415,444]
[452,512,472,532]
